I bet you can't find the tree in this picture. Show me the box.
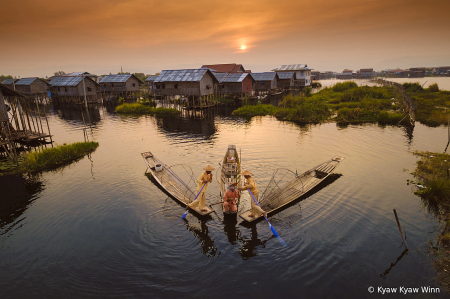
[0,75,13,82]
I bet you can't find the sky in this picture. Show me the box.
[1,0,449,77]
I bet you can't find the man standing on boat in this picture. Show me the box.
[223,182,240,214]
[186,165,215,212]
[239,170,267,218]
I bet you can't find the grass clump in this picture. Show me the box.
[115,103,181,116]
[411,151,450,291]
[1,142,99,175]
[232,104,280,117]
[429,83,440,92]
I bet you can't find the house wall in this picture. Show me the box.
[253,79,277,90]
[242,76,253,93]
[221,82,242,94]
[30,80,48,94]
[76,79,97,96]
[126,77,140,91]
[199,73,215,96]
[278,78,294,88]
[0,90,7,122]
[15,85,32,94]
[155,82,201,96]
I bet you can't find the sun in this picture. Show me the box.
[240,45,247,50]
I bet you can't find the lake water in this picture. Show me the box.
[318,77,450,90]
[1,104,450,298]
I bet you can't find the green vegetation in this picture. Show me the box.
[404,83,450,127]
[411,151,450,290]
[233,83,406,124]
[0,74,13,82]
[0,142,99,175]
[232,104,280,117]
[115,103,181,116]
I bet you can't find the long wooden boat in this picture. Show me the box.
[141,151,213,216]
[218,145,242,215]
[239,156,345,222]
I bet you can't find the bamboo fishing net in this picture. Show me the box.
[258,168,312,211]
[155,164,198,204]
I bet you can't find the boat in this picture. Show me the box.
[239,156,345,222]
[218,145,242,215]
[141,151,213,216]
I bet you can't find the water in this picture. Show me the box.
[318,77,450,90]
[1,104,449,298]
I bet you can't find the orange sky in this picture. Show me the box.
[1,0,449,77]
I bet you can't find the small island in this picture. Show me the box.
[115,103,181,116]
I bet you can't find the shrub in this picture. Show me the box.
[332,81,358,92]
[429,83,440,92]
[402,82,423,92]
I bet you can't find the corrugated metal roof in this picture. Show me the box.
[99,74,132,83]
[145,75,159,82]
[201,64,245,73]
[214,72,229,82]
[251,72,277,81]
[49,76,84,87]
[272,64,311,71]
[15,78,38,85]
[222,72,249,83]
[276,72,295,79]
[154,68,211,83]
[2,79,14,84]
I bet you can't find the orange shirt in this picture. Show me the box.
[223,189,240,203]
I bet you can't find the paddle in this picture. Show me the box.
[247,188,287,247]
[181,182,207,219]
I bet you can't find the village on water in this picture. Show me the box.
[1,60,450,297]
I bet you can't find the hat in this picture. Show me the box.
[229,182,238,187]
[241,170,253,176]
[203,165,215,171]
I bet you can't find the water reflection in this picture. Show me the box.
[183,219,218,258]
[0,174,45,236]
[52,103,101,125]
[156,108,217,139]
[380,249,409,280]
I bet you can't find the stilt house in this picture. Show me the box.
[251,73,279,91]
[145,75,159,90]
[99,74,143,92]
[1,79,18,90]
[215,72,254,95]
[14,77,49,95]
[276,72,296,89]
[49,76,99,97]
[272,64,312,87]
[154,68,218,97]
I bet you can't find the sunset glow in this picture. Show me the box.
[0,0,449,77]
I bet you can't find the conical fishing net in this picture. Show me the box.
[155,164,198,204]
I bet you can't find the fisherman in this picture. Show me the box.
[186,165,215,212]
[222,182,240,214]
[239,170,267,218]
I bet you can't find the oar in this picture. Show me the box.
[247,188,287,247]
[181,182,206,219]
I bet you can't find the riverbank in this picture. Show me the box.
[115,103,181,115]
[0,141,99,175]
[411,151,450,291]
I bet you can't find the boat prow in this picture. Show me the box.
[141,151,214,217]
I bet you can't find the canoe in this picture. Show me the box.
[141,151,213,216]
[218,145,241,215]
[239,156,345,222]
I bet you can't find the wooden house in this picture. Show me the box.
[14,77,49,95]
[251,72,279,91]
[272,64,312,87]
[214,72,254,95]
[145,75,159,90]
[338,69,353,79]
[154,68,219,97]
[49,76,99,98]
[201,63,246,73]
[276,72,296,89]
[359,68,374,77]
[1,79,18,90]
[99,74,143,92]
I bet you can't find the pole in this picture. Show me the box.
[393,209,408,250]
[82,75,88,109]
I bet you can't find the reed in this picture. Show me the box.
[231,104,280,117]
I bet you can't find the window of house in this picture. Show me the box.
[162,84,165,89]
[206,85,211,89]
[220,84,225,89]
[132,83,136,87]
[174,84,178,89]
[87,87,92,92]
[260,82,264,85]
[65,87,67,92]
[112,83,114,88]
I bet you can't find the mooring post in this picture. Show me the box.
[393,209,408,250]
